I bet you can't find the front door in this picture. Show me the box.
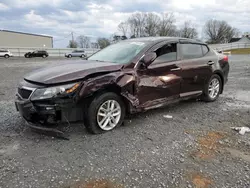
[136,42,182,109]
[36,51,41,57]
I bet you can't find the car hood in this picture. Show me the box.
[24,60,123,85]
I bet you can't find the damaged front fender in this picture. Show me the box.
[77,71,139,112]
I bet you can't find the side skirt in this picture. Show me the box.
[133,91,203,113]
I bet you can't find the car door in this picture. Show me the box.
[136,41,182,109]
[73,50,78,57]
[35,51,40,57]
[76,50,81,57]
[38,51,43,57]
[177,41,214,96]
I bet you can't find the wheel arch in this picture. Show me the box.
[89,84,133,113]
[78,73,136,114]
[213,71,224,94]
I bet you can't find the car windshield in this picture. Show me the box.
[88,41,148,64]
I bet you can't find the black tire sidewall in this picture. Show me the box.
[4,55,9,58]
[204,74,222,102]
[86,92,125,134]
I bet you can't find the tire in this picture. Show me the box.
[81,54,85,58]
[202,74,222,102]
[84,92,125,134]
[4,54,9,58]
[68,54,72,58]
[42,55,47,58]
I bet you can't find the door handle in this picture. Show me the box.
[207,61,215,65]
[170,67,181,71]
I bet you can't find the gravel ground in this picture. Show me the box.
[0,55,249,188]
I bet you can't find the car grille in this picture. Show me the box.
[18,88,33,99]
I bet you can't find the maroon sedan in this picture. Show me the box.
[15,37,229,134]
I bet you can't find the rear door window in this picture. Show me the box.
[180,43,203,59]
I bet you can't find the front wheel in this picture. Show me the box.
[81,54,86,58]
[84,92,125,134]
[42,55,47,58]
[4,54,10,58]
[202,74,222,102]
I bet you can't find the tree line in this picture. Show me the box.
[68,12,240,49]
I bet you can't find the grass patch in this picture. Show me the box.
[224,48,250,54]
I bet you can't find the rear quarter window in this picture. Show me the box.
[202,45,209,55]
[180,43,203,59]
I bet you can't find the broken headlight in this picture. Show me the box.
[30,83,80,101]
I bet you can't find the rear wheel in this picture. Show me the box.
[4,54,9,58]
[68,54,72,58]
[84,92,125,134]
[202,74,222,102]
[81,54,86,58]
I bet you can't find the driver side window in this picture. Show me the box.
[152,43,177,65]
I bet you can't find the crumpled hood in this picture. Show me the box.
[24,60,123,85]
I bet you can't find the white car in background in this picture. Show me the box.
[65,50,86,58]
[0,49,13,58]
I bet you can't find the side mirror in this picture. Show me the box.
[141,52,157,67]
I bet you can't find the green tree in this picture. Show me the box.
[68,40,78,48]
[97,38,110,49]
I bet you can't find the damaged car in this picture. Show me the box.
[15,37,229,134]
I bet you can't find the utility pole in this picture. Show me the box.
[71,32,74,42]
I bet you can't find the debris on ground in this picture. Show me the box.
[231,127,250,135]
[163,115,173,119]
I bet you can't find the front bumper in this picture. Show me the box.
[15,97,84,125]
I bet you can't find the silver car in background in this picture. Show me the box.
[0,49,13,58]
[65,50,86,58]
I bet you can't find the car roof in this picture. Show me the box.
[123,37,206,45]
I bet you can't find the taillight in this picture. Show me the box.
[223,55,228,62]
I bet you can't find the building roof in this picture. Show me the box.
[0,30,53,38]
[229,36,250,43]
[236,36,250,43]
[229,38,241,43]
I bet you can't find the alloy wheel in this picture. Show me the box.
[208,78,220,99]
[97,100,121,131]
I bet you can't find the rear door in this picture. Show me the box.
[36,51,41,57]
[178,41,214,96]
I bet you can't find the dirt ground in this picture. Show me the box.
[0,55,249,188]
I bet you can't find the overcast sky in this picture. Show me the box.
[0,0,249,47]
